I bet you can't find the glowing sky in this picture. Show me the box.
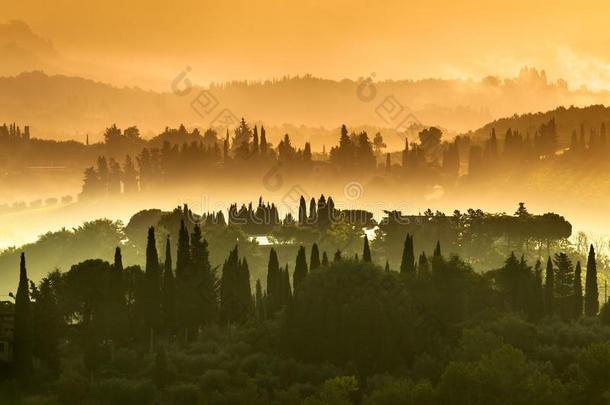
[4,0,610,90]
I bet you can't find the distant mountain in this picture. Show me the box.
[464,105,610,147]
[1,69,610,146]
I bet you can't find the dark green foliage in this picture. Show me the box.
[400,234,415,273]
[176,220,190,280]
[293,246,308,290]
[310,243,321,270]
[418,251,430,275]
[362,235,372,262]
[385,260,390,272]
[585,244,599,316]
[30,270,62,375]
[13,252,33,380]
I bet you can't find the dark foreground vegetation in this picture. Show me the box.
[2,216,610,405]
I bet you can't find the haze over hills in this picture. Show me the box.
[2,69,610,144]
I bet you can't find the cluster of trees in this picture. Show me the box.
[4,220,610,403]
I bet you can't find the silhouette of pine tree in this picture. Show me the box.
[13,252,32,381]
[585,244,599,316]
[362,235,372,262]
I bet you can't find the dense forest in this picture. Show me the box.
[1,212,610,404]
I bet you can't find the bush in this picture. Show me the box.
[199,369,231,393]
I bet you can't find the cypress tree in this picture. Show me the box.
[333,250,342,262]
[162,236,175,333]
[299,196,307,225]
[266,248,281,315]
[111,246,124,304]
[386,152,391,172]
[544,256,554,316]
[385,260,390,272]
[400,234,415,273]
[573,261,583,319]
[220,246,239,324]
[190,226,217,326]
[282,265,292,305]
[176,220,190,280]
[13,252,32,380]
[322,251,329,266]
[418,252,429,275]
[260,125,267,156]
[433,240,442,258]
[585,244,599,316]
[362,235,372,262]
[145,227,161,339]
[309,198,317,224]
[293,246,308,290]
[310,243,321,270]
[252,125,259,155]
[255,279,265,320]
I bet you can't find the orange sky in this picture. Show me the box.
[4,0,610,91]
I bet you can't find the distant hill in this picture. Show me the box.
[2,68,610,145]
[464,105,610,148]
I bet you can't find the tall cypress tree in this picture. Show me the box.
[400,234,415,273]
[176,220,190,280]
[281,265,292,306]
[322,251,329,266]
[310,243,321,270]
[585,244,599,316]
[433,240,442,258]
[385,260,390,272]
[266,248,281,315]
[298,196,307,225]
[293,246,308,290]
[333,250,342,262]
[255,279,265,320]
[418,252,429,275]
[190,225,217,326]
[260,125,267,156]
[362,235,372,262]
[145,227,161,336]
[162,236,175,333]
[573,261,583,319]
[544,256,554,316]
[13,253,32,380]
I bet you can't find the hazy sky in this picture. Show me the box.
[5,0,610,91]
